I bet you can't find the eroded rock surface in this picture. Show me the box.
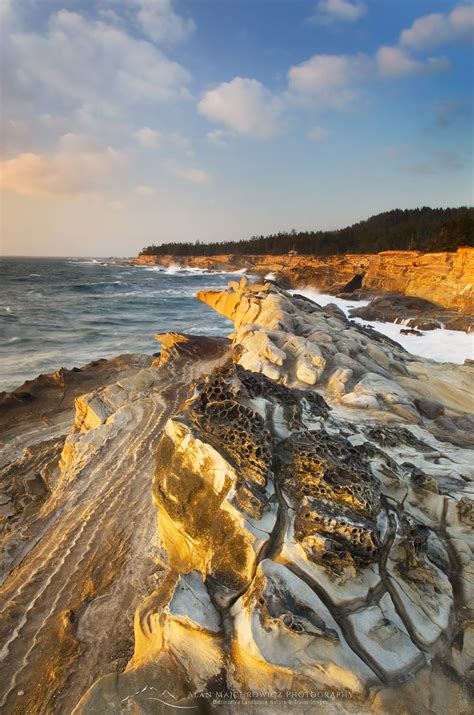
[0,338,231,714]
[0,354,155,576]
[75,281,473,714]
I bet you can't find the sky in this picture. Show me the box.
[0,0,473,257]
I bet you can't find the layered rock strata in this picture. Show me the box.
[0,338,231,714]
[73,279,473,714]
[0,354,155,577]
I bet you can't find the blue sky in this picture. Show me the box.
[1,0,473,256]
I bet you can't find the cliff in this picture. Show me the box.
[2,279,472,713]
[135,247,474,315]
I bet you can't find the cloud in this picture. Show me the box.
[166,159,211,183]
[307,126,329,142]
[287,53,370,106]
[4,8,192,114]
[133,127,161,148]
[400,5,474,51]
[0,145,125,197]
[198,77,283,138]
[313,0,367,23]
[376,46,450,77]
[57,133,99,151]
[129,0,196,44]
[135,184,156,196]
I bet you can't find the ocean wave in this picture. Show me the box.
[143,264,208,275]
[67,258,101,265]
[69,280,125,293]
[143,264,247,276]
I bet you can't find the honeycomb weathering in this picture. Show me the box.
[2,282,472,714]
[73,283,473,713]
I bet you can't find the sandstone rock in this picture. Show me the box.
[2,284,473,714]
[77,296,472,711]
[137,247,474,314]
[0,336,232,713]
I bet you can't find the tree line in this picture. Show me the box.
[140,206,474,257]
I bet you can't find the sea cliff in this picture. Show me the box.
[135,247,474,315]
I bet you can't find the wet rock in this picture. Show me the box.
[400,328,423,336]
[349,293,472,333]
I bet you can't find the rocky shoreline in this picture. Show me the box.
[1,276,473,714]
[135,248,474,331]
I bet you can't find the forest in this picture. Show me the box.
[140,207,474,257]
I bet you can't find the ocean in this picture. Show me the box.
[0,257,237,392]
[1,257,472,392]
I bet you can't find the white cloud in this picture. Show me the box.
[198,77,283,138]
[4,8,192,114]
[308,126,329,142]
[400,5,474,51]
[376,46,450,77]
[287,53,370,106]
[0,145,125,197]
[166,159,211,183]
[313,0,367,23]
[135,184,156,196]
[133,127,161,148]
[129,0,196,44]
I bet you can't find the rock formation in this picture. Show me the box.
[0,354,155,577]
[64,278,473,714]
[135,247,474,315]
[0,339,231,713]
[348,294,474,332]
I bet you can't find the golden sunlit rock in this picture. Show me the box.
[70,284,473,713]
[2,285,473,714]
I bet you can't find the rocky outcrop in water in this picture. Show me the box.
[65,279,474,714]
[348,294,474,332]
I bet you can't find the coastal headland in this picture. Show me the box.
[135,247,474,316]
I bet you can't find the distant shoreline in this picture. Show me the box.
[134,247,474,317]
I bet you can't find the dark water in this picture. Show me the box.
[0,257,238,392]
